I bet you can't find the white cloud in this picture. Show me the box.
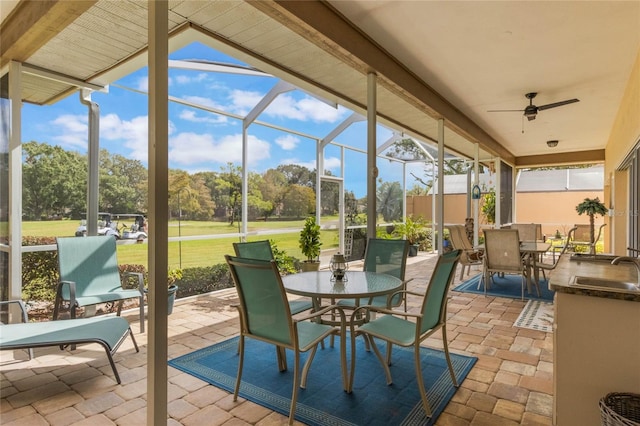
[281,157,316,171]
[265,94,345,122]
[181,95,226,111]
[100,114,153,162]
[275,134,299,150]
[228,90,263,115]
[168,132,270,167]
[175,73,207,85]
[136,76,148,92]
[179,109,228,125]
[323,156,342,171]
[50,114,88,148]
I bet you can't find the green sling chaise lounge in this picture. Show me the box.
[0,300,139,384]
[54,236,145,333]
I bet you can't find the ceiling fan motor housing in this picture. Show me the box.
[524,106,538,120]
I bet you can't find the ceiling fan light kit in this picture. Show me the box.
[547,140,559,148]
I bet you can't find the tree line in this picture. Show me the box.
[22,141,372,222]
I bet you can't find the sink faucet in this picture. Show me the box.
[611,256,640,287]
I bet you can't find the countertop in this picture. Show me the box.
[549,253,640,302]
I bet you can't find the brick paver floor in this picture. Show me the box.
[1,252,553,425]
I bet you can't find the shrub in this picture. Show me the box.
[175,264,233,298]
[270,239,298,274]
[21,236,58,302]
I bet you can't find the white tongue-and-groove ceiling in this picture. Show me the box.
[2,0,639,165]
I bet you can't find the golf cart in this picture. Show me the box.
[75,212,120,238]
[116,214,148,241]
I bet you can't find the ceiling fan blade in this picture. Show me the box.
[487,109,525,112]
[537,98,579,111]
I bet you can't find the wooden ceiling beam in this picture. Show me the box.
[516,150,605,168]
[0,0,96,69]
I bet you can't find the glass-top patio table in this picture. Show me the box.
[282,270,403,392]
[282,270,403,305]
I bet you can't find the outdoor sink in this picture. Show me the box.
[570,276,639,292]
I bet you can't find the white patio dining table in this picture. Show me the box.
[282,270,403,391]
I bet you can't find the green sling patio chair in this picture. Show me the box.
[338,238,412,309]
[233,240,313,315]
[225,255,346,425]
[54,236,145,332]
[348,249,462,415]
[0,300,139,384]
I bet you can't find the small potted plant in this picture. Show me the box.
[299,216,322,272]
[394,216,426,257]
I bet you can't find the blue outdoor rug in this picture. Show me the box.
[169,336,477,425]
[453,273,555,301]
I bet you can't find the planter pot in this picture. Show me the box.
[167,285,178,315]
[300,261,321,272]
[144,285,179,315]
[408,244,419,257]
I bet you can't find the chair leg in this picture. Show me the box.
[414,342,433,418]
[138,295,145,333]
[369,337,392,386]
[348,328,358,393]
[103,344,122,384]
[233,336,245,401]
[288,350,301,425]
[385,340,393,366]
[300,344,318,389]
[276,346,288,372]
[52,296,61,320]
[441,324,458,387]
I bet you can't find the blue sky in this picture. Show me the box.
[21,42,426,198]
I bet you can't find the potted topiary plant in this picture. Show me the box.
[576,197,608,254]
[299,216,322,272]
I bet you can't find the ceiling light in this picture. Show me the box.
[547,140,559,148]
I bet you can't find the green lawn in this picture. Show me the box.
[21,219,340,269]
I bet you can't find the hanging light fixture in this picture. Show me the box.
[329,253,348,281]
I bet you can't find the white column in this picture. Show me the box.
[437,119,445,253]
[474,143,480,246]
[495,159,501,227]
[80,90,100,235]
[8,61,22,300]
[147,1,169,424]
[367,72,377,238]
[241,124,248,238]
[316,139,321,227]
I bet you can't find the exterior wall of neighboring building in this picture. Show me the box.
[409,166,605,237]
[408,190,604,238]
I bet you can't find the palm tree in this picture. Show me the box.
[576,197,608,252]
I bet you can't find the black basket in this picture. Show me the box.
[600,393,640,426]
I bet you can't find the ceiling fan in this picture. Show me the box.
[488,92,579,121]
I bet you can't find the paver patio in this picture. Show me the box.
[1,252,553,425]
